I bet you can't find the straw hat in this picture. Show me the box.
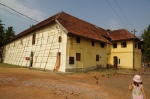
[133,75,142,82]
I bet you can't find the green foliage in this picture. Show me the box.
[0,19,15,46]
[6,26,15,39]
[0,19,15,63]
[141,25,150,62]
[0,19,5,46]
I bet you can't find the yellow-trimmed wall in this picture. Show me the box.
[66,35,107,70]
[108,40,142,69]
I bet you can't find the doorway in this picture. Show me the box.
[113,56,118,69]
[30,51,34,67]
[55,52,61,71]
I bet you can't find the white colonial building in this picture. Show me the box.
[2,12,142,72]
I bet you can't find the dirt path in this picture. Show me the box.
[0,66,150,99]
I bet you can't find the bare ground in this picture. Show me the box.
[0,64,150,99]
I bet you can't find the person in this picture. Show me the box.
[129,75,146,99]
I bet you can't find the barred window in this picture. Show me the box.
[138,43,141,49]
[92,40,94,46]
[135,43,137,48]
[69,57,74,64]
[101,43,105,48]
[113,43,117,48]
[121,42,127,48]
[76,37,80,43]
[96,55,99,61]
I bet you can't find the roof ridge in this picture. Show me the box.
[55,11,64,19]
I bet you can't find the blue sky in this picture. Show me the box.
[0,0,150,37]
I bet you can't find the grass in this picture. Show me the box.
[0,63,50,71]
[0,63,139,75]
[0,63,26,68]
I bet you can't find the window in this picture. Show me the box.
[69,57,74,64]
[118,59,120,64]
[100,42,105,48]
[92,40,94,46]
[20,39,23,45]
[135,43,137,48]
[58,36,62,43]
[113,43,117,48]
[76,37,80,43]
[121,42,127,48]
[96,55,99,61]
[32,34,36,45]
[76,53,81,61]
[138,43,141,49]
[57,52,61,66]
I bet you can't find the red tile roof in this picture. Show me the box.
[4,12,139,45]
[56,12,110,43]
[108,29,139,41]
[4,12,111,44]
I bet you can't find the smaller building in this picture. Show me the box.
[107,29,142,69]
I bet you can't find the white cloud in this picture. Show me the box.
[108,19,121,30]
[0,0,46,22]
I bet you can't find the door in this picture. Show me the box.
[55,52,61,70]
[113,56,118,69]
[30,51,34,67]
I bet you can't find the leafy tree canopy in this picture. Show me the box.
[0,19,15,46]
[141,25,150,62]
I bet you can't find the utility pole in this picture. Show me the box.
[131,29,137,70]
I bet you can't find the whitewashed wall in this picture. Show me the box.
[3,23,67,72]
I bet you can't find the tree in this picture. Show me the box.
[0,19,15,62]
[141,25,150,63]
[0,20,15,45]
[0,19,6,47]
[5,26,15,40]
[0,19,6,62]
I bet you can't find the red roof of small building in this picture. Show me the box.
[108,29,139,41]
[4,12,111,44]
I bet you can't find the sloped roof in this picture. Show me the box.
[4,12,111,44]
[56,12,110,43]
[108,29,139,41]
